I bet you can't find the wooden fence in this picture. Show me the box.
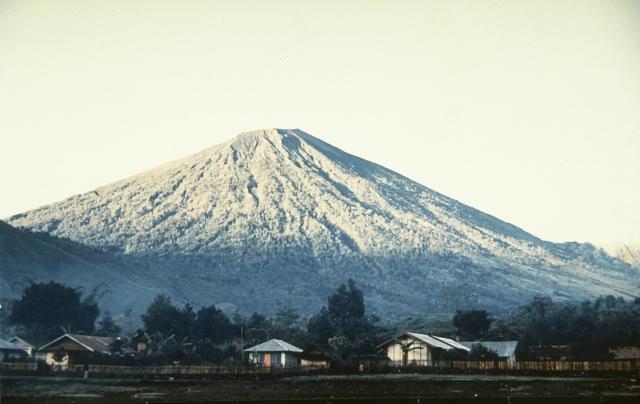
[0,362,37,372]
[1,360,638,376]
[387,360,639,372]
[512,360,637,371]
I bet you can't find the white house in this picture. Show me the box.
[378,332,470,366]
[244,339,303,368]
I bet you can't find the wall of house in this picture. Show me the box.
[44,352,69,369]
[0,350,27,362]
[284,352,298,367]
[301,358,329,368]
[609,346,640,360]
[386,338,430,364]
[249,352,299,367]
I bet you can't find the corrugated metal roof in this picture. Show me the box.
[0,338,24,351]
[39,334,115,353]
[460,341,519,357]
[8,337,35,349]
[432,335,471,352]
[70,334,115,352]
[243,339,303,353]
[378,332,471,352]
[407,333,467,351]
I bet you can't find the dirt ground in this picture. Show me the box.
[1,373,639,403]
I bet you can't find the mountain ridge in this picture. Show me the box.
[0,220,163,316]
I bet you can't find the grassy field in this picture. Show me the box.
[1,373,639,403]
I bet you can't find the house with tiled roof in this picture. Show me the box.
[300,345,336,368]
[37,333,118,368]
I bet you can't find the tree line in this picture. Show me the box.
[3,279,639,364]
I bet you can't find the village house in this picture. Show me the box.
[37,333,118,369]
[8,336,37,357]
[460,340,519,364]
[0,338,28,362]
[300,345,334,368]
[377,332,470,366]
[244,339,303,368]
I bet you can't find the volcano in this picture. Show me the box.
[5,129,637,316]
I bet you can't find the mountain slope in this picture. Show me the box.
[5,129,638,315]
[0,220,164,316]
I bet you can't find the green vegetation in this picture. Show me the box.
[452,309,492,340]
[4,279,640,364]
[95,312,122,337]
[489,295,640,360]
[9,281,99,340]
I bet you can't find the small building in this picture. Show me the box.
[131,329,150,353]
[300,345,334,368]
[460,340,519,363]
[609,346,640,360]
[37,333,116,369]
[528,344,571,361]
[8,336,37,357]
[244,339,303,368]
[378,332,470,366]
[0,338,28,362]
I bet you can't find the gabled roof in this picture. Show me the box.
[460,341,518,357]
[39,333,115,353]
[0,338,25,351]
[378,332,470,352]
[431,335,471,351]
[301,345,337,361]
[244,339,303,353]
[8,336,35,349]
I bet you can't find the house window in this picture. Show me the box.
[271,352,281,365]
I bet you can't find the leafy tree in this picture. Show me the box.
[328,279,373,341]
[452,309,492,340]
[307,306,333,344]
[10,281,99,339]
[95,312,122,337]
[194,305,237,343]
[244,312,271,342]
[270,306,308,346]
[324,279,376,357]
[328,279,364,329]
[272,306,299,330]
[491,295,640,360]
[141,294,195,341]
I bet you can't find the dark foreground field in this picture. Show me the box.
[2,373,639,404]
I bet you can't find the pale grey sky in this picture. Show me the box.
[1,0,639,244]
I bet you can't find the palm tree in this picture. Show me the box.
[395,338,424,366]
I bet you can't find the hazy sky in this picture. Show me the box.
[1,0,639,244]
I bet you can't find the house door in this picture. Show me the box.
[264,353,271,368]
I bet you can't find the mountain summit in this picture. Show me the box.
[5,129,638,315]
